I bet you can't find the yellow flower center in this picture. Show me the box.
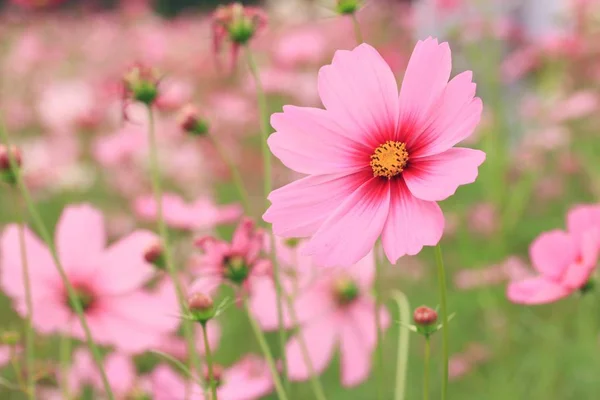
[370,141,409,179]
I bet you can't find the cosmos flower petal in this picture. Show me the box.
[398,37,451,123]
[269,106,371,175]
[403,148,486,201]
[264,170,370,238]
[561,229,599,290]
[318,43,399,147]
[566,204,600,243]
[529,230,578,280]
[506,277,569,305]
[381,180,444,264]
[339,317,373,387]
[304,178,391,267]
[286,320,338,381]
[56,204,106,272]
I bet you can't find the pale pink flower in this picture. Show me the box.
[156,322,221,360]
[0,346,11,367]
[273,28,327,68]
[449,343,490,381]
[454,257,530,290]
[467,202,499,237]
[286,253,390,387]
[155,78,193,111]
[0,204,179,352]
[191,218,271,295]
[264,39,484,266]
[507,205,600,304]
[134,193,242,231]
[37,80,97,134]
[551,91,598,123]
[92,125,147,168]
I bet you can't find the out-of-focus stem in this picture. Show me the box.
[351,13,364,44]
[392,290,410,400]
[245,45,289,392]
[201,323,218,400]
[59,335,71,399]
[423,337,431,400]
[374,254,386,400]
[434,244,449,400]
[243,299,290,400]
[145,106,202,391]
[0,121,114,400]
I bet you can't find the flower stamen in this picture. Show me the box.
[370,140,409,179]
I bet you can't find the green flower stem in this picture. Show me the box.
[351,13,364,44]
[392,290,410,400]
[207,133,250,213]
[434,244,449,400]
[423,337,431,400]
[10,346,25,392]
[201,323,218,400]
[0,122,114,400]
[245,45,289,393]
[59,335,71,399]
[145,106,202,386]
[243,299,290,400]
[374,255,386,400]
[17,220,35,400]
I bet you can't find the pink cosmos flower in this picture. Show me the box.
[156,322,221,360]
[264,39,484,266]
[134,193,242,231]
[191,218,271,295]
[0,204,179,352]
[151,355,273,400]
[285,253,390,387]
[507,205,600,304]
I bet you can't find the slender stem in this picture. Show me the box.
[9,346,25,391]
[59,335,71,400]
[392,290,410,400]
[17,220,35,400]
[145,106,202,386]
[0,122,114,400]
[207,133,250,213]
[284,293,328,400]
[434,244,449,400]
[245,45,289,393]
[201,323,218,400]
[423,338,431,400]
[243,299,290,400]
[374,254,386,400]
[351,13,364,44]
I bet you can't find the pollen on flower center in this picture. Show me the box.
[370,141,409,179]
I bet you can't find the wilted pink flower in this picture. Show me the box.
[507,205,600,304]
[0,205,179,352]
[286,252,390,387]
[134,193,242,231]
[151,355,272,400]
[264,39,484,266]
[191,218,271,294]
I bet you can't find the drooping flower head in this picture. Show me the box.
[507,205,600,304]
[191,218,271,295]
[212,2,267,71]
[264,38,485,266]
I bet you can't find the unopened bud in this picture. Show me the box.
[0,145,22,185]
[178,105,209,136]
[414,306,438,326]
[336,0,360,15]
[144,242,166,270]
[0,331,20,346]
[123,63,160,105]
[188,293,216,324]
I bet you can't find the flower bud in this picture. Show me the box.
[178,104,209,136]
[336,0,361,15]
[414,306,438,326]
[213,3,267,46]
[0,331,20,346]
[123,63,161,106]
[0,145,22,185]
[144,242,166,270]
[188,292,216,324]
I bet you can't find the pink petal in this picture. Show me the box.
[56,204,106,272]
[566,204,600,243]
[317,43,399,148]
[28,294,71,334]
[347,251,376,289]
[151,365,202,400]
[304,177,390,267]
[404,148,486,201]
[339,317,372,387]
[104,353,136,396]
[381,180,444,263]
[263,170,370,238]
[269,106,369,175]
[561,229,599,290]
[529,230,578,280]
[404,71,482,157]
[398,38,451,125]
[98,230,157,295]
[286,318,338,381]
[249,276,293,331]
[220,356,273,400]
[506,277,569,304]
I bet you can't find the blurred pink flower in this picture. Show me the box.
[150,355,273,400]
[37,80,97,134]
[10,0,68,9]
[134,193,242,231]
[156,322,221,360]
[551,91,598,122]
[0,346,11,367]
[93,125,147,167]
[507,205,600,304]
[286,252,390,387]
[155,78,193,111]
[455,256,530,290]
[264,39,484,266]
[449,343,490,381]
[0,204,179,352]
[191,218,271,294]
[467,202,499,237]
[273,27,327,68]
